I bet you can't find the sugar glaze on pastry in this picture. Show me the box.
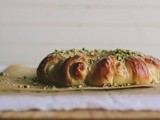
[37,49,160,87]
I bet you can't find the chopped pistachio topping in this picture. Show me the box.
[51,48,145,61]
[52,86,56,89]
[0,72,9,76]
[108,49,144,61]
[78,84,83,88]
[90,51,95,55]
[0,72,3,76]
[113,83,118,87]
[43,87,47,90]
[18,85,23,88]
[24,85,30,88]
[127,83,131,86]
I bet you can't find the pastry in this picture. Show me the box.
[37,49,160,87]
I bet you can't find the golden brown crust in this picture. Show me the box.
[144,56,160,83]
[87,56,115,87]
[125,56,152,84]
[145,56,160,68]
[56,55,88,87]
[37,49,160,87]
[37,54,64,84]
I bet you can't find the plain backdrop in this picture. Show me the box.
[0,0,160,66]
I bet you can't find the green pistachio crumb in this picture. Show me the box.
[52,48,144,62]
[78,84,83,88]
[106,83,112,87]
[0,72,3,76]
[0,72,7,76]
[127,83,131,86]
[113,83,118,87]
[18,85,23,88]
[52,86,56,89]
[24,85,30,88]
[117,56,122,61]
[90,52,95,56]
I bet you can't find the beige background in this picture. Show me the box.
[0,0,160,66]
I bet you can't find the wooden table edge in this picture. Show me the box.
[0,109,160,120]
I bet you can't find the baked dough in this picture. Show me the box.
[37,49,160,87]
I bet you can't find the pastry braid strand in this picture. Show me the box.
[37,49,160,87]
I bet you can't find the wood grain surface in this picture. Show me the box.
[0,110,160,120]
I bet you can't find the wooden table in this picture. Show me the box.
[0,110,160,120]
[0,84,160,120]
